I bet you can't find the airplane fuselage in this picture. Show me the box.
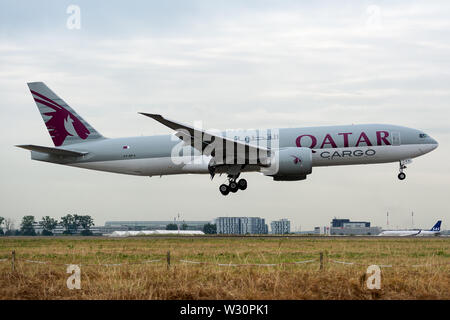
[20,82,440,196]
[378,230,440,237]
[30,123,438,177]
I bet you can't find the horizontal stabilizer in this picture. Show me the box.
[16,144,87,157]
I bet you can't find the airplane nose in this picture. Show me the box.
[430,137,439,150]
[432,137,438,147]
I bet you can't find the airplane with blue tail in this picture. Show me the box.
[378,220,442,236]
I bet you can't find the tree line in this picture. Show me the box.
[0,216,217,236]
[0,214,94,236]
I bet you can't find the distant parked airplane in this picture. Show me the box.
[378,220,442,236]
[18,82,439,195]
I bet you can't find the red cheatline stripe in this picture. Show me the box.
[30,90,62,109]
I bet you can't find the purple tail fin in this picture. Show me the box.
[28,82,103,146]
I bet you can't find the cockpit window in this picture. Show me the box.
[419,133,428,138]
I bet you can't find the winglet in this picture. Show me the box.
[138,112,162,119]
[138,112,195,135]
[138,113,169,125]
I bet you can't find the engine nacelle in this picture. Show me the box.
[261,147,312,181]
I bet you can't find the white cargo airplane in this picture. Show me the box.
[378,220,442,236]
[18,82,439,195]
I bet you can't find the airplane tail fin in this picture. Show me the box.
[27,82,104,147]
[430,220,441,232]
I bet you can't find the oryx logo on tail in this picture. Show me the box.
[30,90,90,146]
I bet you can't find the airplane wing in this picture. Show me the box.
[16,144,88,157]
[139,113,271,166]
[399,230,421,237]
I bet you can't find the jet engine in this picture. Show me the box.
[261,147,313,181]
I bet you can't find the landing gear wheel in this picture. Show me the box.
[219,184,230,195]
[237,179,247,190]
[398,160,409,181]
[229,181,239,193]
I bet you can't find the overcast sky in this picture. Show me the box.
[1,0,449,231]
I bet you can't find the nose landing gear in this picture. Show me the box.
[219,175,248,196]
[398,160,409,180]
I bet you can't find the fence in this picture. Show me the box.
[1,251,449,271]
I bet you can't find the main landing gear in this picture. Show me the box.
[398,160,407,180]
[219,176,247,196]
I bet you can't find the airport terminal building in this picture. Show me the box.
[271,219,291,234]
[330,218,381,235]
[30,222,125,235]
[30,220,210,235]
[216,217,268,235]
[104,220,209,231]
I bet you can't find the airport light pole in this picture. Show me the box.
[386,212,389,229]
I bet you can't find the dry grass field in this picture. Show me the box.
[0,236,449,300]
